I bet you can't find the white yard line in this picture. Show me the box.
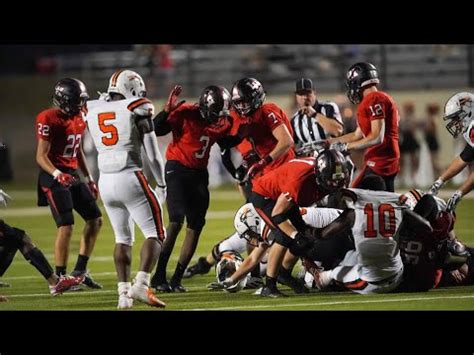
[189,294,474,310]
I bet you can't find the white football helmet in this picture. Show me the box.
[108,69,146,99]
[443,92,474,138]
[215,252,248,293]
[402,189,424,210]
[234,203,262,246]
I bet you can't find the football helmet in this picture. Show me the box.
[315,149,350,193]
[198,85,231,125]
[215,252,248,293]
[402,189,424,210]
[108,69,146,99]
[443,92,474,138]
[231,78,266,115]
[53,78,89,116]
[345,62,379,104]
[234,203,262,246]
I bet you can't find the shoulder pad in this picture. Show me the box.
[127,98,154,116]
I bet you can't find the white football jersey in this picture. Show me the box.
[343,188,407,281]
[301,207,342,228]
[462,120,474,148]
[85,97,154,173]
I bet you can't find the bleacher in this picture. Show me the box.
[54,44,473,97]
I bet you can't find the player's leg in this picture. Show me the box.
[127,171,166,307]
[70,182,103,288]
[151,161,186,291]
[170,169,210,292]
[1,220,81,295]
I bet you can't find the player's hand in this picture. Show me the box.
[207,281,226,291]
[85,177,99,200]
[164,85,185,113]
[446,190,462,212]
[428,178,444,196]
[155,185,167,206]
[53,170,76,187]
[330,142,348,153]
[245,156,272,181]
[0,189,12,208]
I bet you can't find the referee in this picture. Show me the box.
[291,78,343,152]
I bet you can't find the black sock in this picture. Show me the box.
[73,254,89,273]
[198,257,212,269]
[266,276,277,289]
[279,266,291,279]
[56,266,66,277]
[171,263,186,284]
[24,248,54,280]
[250,264,261,278]
[153,252,171,282]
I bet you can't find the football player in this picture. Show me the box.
[0,189,83,296]
[328,62,400,192]
[428,92,474,212]
[302,176,433,294]
[249,149,350,297]
[209,203,352,294]
[150,85,234,292]
[85,69,166,308]
[35,78,103,288]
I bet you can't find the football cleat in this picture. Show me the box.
[70,270,103,289]
[169,280,187,293]
[153,280,173,293]
[183,257,212,278]
[128,284,166,308]
[50,274,84,296]
[117,294,134,310]
[259,286,288,298]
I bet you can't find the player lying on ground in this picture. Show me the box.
[0,189,83,296]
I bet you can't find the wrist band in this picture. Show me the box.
[290,230,299,239]
[52,169,62,178]
[264,155,273,164]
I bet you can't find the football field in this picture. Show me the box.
[1,184,474,311]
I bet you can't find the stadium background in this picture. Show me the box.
[0,44,474,310]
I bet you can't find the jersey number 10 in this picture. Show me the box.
[364,203,396,238]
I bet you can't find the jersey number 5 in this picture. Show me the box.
[364,203,396,238]
[99,112,119,146]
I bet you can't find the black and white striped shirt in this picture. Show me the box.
[291,101,342,145]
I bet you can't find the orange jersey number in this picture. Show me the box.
[99,112,119,146]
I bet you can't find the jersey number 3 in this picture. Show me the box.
[99,112,119,146]
[364,203,396,238]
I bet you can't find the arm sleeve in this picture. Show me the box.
[142,132,166,187]
[153,110,172,136]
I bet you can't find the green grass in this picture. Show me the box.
[1,183,474,310]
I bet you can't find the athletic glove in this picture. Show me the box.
[428,178,444,196]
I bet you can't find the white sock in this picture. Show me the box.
[134,271,150,287]
[118,282,132,295]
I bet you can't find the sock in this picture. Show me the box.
[250,263,261,278]
[24,248,54,280]
[266,276,277,289]
[279,266,291,279]
[153,252,171,282]
[73,254,89,273]
[118,282,132,295]
[135,271,151,287]
[56,266,66,277]
[171,263,186,284]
